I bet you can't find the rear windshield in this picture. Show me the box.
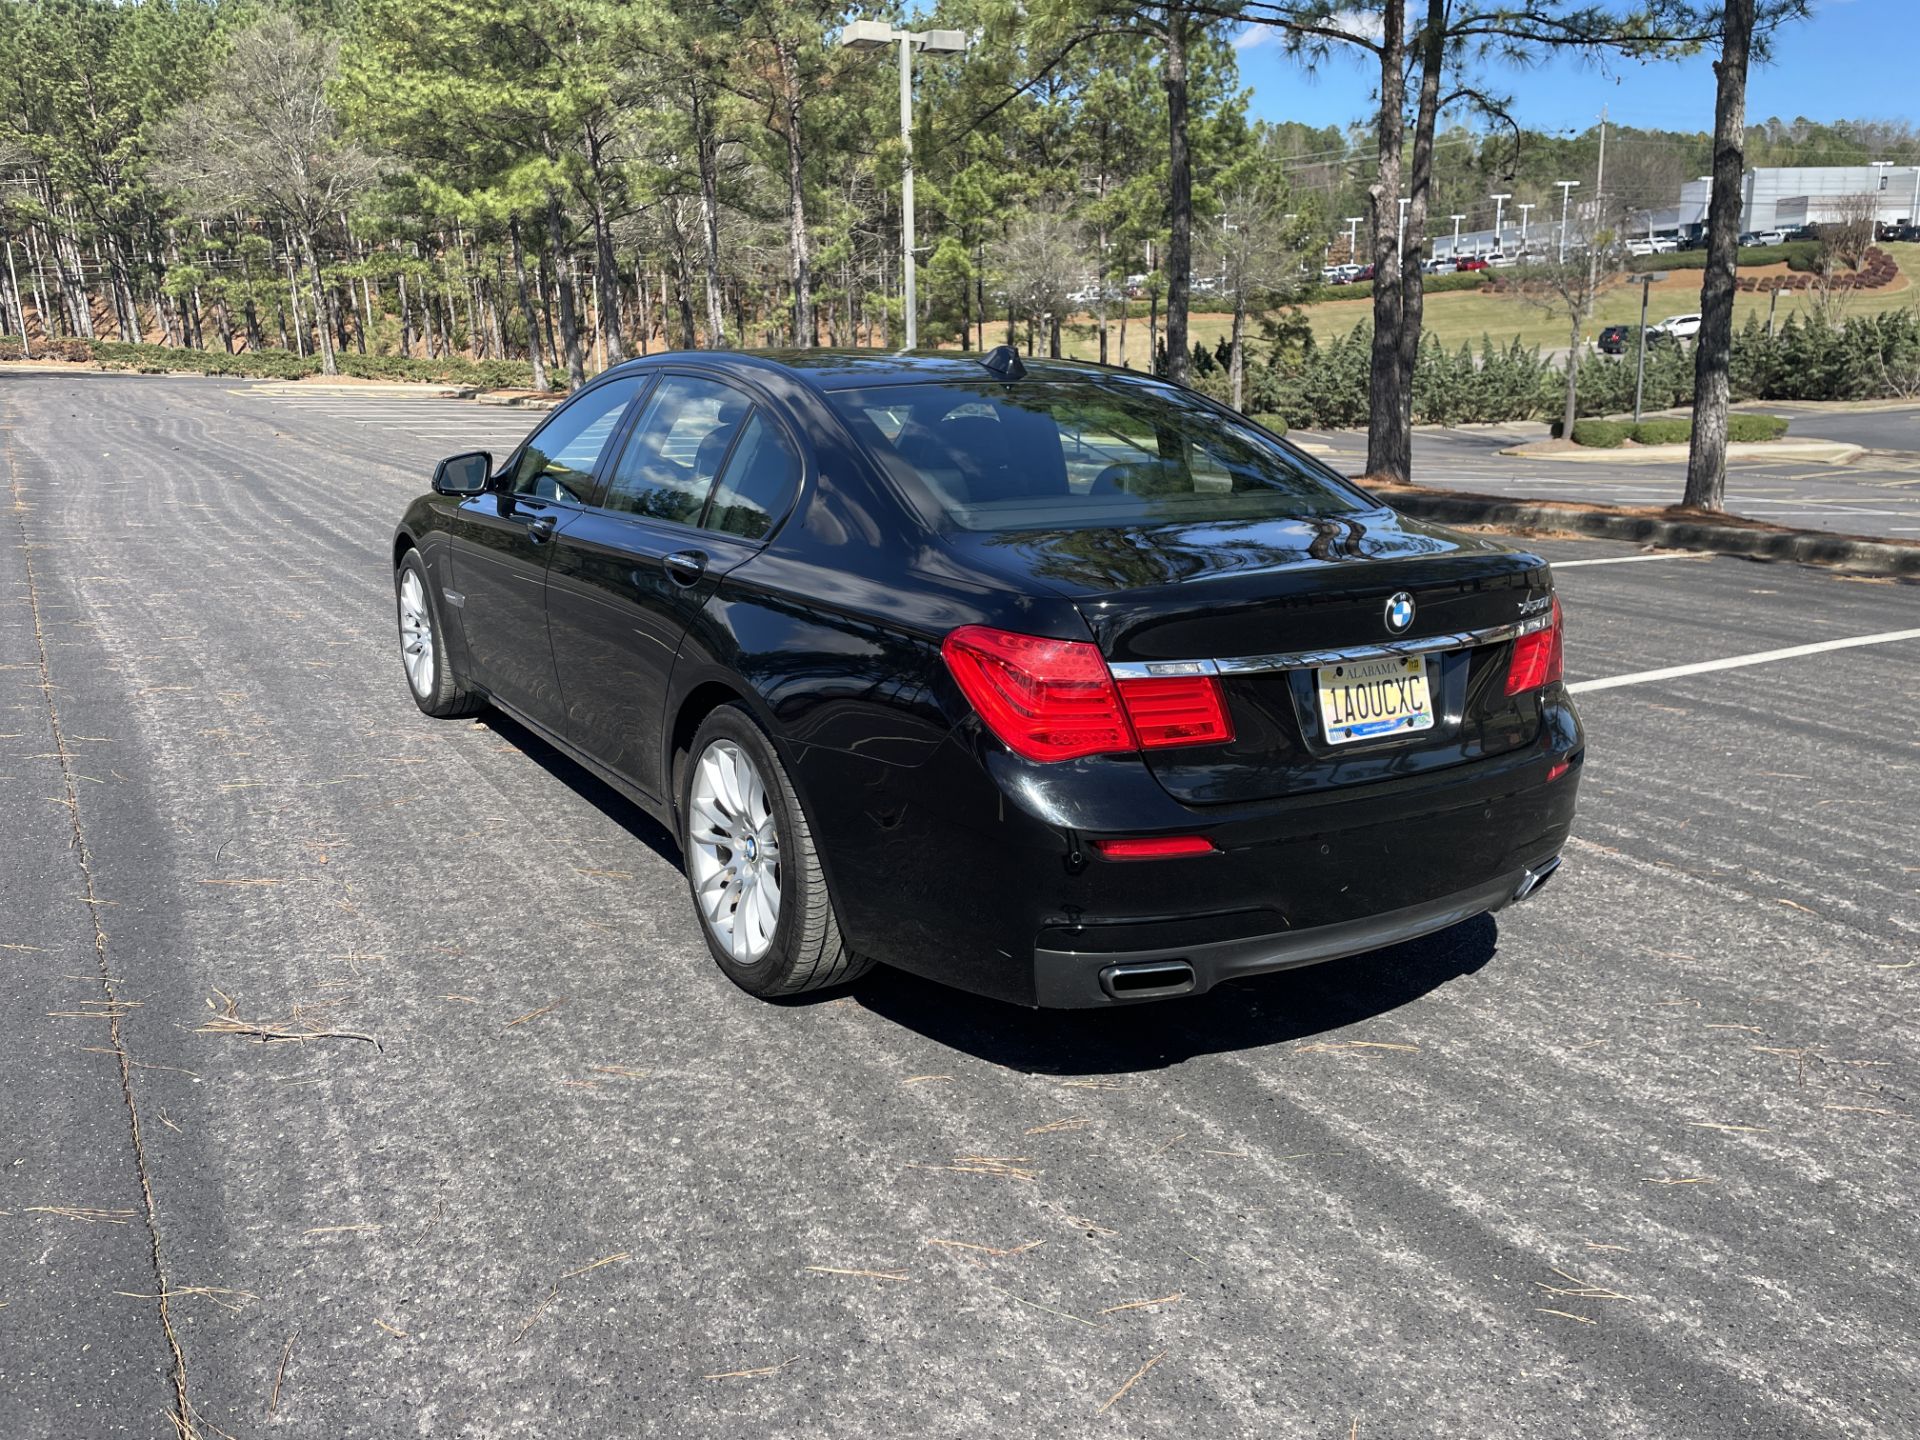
[826,380,1368,532]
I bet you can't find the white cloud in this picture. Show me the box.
[1233,25,1274,51]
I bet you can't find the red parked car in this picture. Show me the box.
[1455,256,1490,272]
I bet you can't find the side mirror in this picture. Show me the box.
[433,451,493,496]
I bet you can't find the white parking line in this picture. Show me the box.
[1569,628,1920,694]
[1551,552,1712,568]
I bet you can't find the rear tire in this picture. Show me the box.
[395,549,482,719]
[680,704,873,999]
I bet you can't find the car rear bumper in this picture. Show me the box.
[1033,856,1560,1007]
[803,694,1583,1007]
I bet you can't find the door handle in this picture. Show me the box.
[526,514,557,542]
[663,550,708,587]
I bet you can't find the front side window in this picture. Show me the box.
[509,376,643,501]
[602,376,752,524]
[826,381,1368,532]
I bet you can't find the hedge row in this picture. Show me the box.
[1626,242,1818,272]
[1556,413,1791,447]
[0,336,555,389]
[1296,270,1492,304]
[1736,248,1899,292]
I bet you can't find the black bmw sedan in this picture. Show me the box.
[392,348,1582,1007]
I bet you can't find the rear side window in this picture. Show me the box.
[827,381,1366,532]
[602,375,752,524]
[509,376,642,501]
[704,412,799,540]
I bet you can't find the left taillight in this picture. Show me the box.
[940,625,1232,762]
[1505,596,1565,695]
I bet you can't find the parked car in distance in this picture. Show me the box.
[1598,324,1675,355]
[1738,231,1762,246]
[1627,239,1656,258]
[392,348,1582,1007]
[1755,230,1786,246]
[1651,313,1701,341]
[1455,256,1490,272]
[1650,237,1680,254]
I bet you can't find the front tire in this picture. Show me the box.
[395,549,481,718]
[681,705,873,998]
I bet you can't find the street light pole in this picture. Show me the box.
[1628,271,1665,423]
[1556,180,1581,262]
[1491,193,1511,255]
[838,20,967,351]
[1449,213,1465,258]
[1344,215,1363,262]
[1518,202,1534,252]
[1397,197,1409,262]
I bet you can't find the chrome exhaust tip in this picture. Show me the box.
[1512,856,1563,902]
[1099,960,1197,1000]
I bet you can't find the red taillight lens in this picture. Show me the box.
[940,626,1234,761]
[1093,835,1217,859]
[1116,675,1234,749]
[940,625,1133,762]
[1505,596,1565,696]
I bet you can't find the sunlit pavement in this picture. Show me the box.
[2,372,1915,1439]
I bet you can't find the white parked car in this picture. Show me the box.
[1650,237,1680,254]
[1651,313,1702,341]
[1756,230,1786,246]
[1627,239,1656,257]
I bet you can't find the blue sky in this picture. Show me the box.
[1232,0,1916,138]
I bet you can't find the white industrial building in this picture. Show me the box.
[1634,164,1919,239]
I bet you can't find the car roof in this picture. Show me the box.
[604,348,1148,394]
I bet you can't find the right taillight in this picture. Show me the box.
[1505,596,1564,695]
[940,625,1232,762]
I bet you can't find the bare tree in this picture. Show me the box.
[1201,185,1309,410]
[153,15,377,375]
[1509,243,1625,439]
[997,209,1082,358]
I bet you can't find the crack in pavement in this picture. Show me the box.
[5,404,197,1439]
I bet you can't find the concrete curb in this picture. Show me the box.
[1497,439,1865,465]
[1370,486,1920,579]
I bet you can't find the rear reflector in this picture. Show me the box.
[1547,759,1571,782]
[1116,674,1234,749]
[1505,596,1565,695]
[941,625,1231,762]
[1093,835,1217,859]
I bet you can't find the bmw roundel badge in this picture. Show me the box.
[1384,591,1415,634]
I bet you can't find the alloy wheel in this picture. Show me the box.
[687,738,783,963]
[398,569,435,696]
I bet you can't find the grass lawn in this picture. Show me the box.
[1051,242,1920,363]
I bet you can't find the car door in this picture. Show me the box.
[449,374,644,730]
[545,373,804,800]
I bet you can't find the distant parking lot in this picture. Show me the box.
[3,373,1916,1438]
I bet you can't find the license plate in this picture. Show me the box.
[1316,655,1434,746]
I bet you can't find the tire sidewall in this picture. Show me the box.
[395,549,454,713]
[680,705,804,992]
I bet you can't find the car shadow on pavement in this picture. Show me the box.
[476,710,682,868]
[849,915,1499,1076]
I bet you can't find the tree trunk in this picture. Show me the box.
[1230,295,1246,411]
[691,84,727,348]
[286,250,307,358]
[1365,0,1410,480]
[1561,312,1582,439]
[300,236,338,375]
[508,217,550,391]
[544,195,586,387]
[1049,313,1062,359]
[1684,0,1754,512]
[1393,0,1446,480]
[1161,6,1192,386]
[774,34,813,346]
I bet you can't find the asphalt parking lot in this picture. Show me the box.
[1298,401,1920,538]
[3,372,1916,1439]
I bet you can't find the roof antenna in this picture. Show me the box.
[980,344,1026,381]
